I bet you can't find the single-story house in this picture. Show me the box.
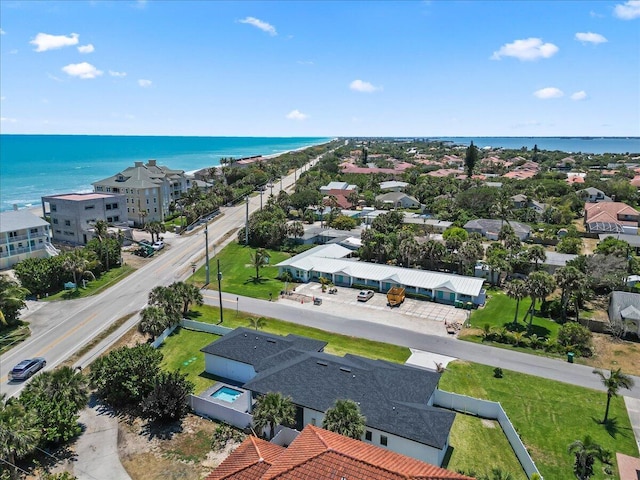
[379,180,409,192]
[609,291,640,337]
[463,219,532,241]
[598,233,640,254]
[578,187,612,203]
[584,202,639,234]
[402,214,453,232]
[201,328,457,466]
[276,245,486,305]
[319,181,358,195]
[376,191,421,209]
[288,226,362,249]
[542,251,578,273]
[205,424,474,480]
[511,194,546,214]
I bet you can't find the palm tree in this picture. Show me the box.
[0,276,30,326]
[250,248,269,281]
[145,221,165,243]
[422,240,446,271]
[555,266,587,323]
[247,316,267,331]
[504,279,528,326]
[0,397,41,478]
[138,306,170,339]
[527,245,547,271]
[322,399,366,440]
[568,435,608,480]
[148,285,182,324]
[92,220,110,270]
[491,196,513,228]
[252,392,295,440]
[62,249,99,290]
[172,281,203,316]
[592,368,635,423]
[287,221,304,243]
[524,271,556,327]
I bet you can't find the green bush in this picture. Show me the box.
[557,321,592,356]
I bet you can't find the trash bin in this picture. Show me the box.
[567,352,574,363]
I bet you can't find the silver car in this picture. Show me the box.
[9,357,46,381]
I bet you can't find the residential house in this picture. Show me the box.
[577,187,612,203]
[427,168,462,178]
[502,161,540,181]
[288,226,362,249]
[511,194,546,215]
[566,172,587,185]
[201,328,457,466]
[616,453,640,480]
[402,214,453,232]
[319,181,358,195]
[93,159,188,226]
[322,189,356,209]
[376,191,421,209]
[542,252,578,274]
[0,209,55,270]
[608,291,640,337]
[584,202,639,234]
[276,244,486,305]
[379,180,409,192]
[463,219,532,241]
[599,233,640,254]
[41,193,129,245]
[206,424,474,480]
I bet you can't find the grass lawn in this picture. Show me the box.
[188,304,411,363]
[466,289,560,340]
[440,361,639,480]
[0,324,30,355]
[445,414,527,480]
[190,242,291,300]
[44,264,136,301]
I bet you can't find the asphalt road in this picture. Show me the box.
[0,159,317,398]
[205,291,640,399]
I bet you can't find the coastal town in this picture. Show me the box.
[2,137,640,480]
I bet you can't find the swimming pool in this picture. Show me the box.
[211,386,243,403]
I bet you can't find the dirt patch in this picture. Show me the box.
[481,419,497,428]
[119,414,241,480]
[587,333,640,376]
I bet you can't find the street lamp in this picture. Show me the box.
[217,258,223,324]
[205,222,210,285]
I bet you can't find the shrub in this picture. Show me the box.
[493,367,503,378]
[540,298,563,320]
[558,321,592,356]
[211,423,246,451]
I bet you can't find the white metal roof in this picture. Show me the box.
[0,210,49,233]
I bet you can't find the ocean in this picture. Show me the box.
[1,135,638,212]
[0,135,332,212]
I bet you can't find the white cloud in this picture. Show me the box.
[239,17,277,36]
[109,70,127,77]
[30,32,79,52]
[571,90,588,101]
[575,32,608,44]
[78,44,95,53]
[614,0,640,19]
[47,72,64,82]
[62,62,103,79]
[138,79,152,87]
[0,28,6,35]
[0,96,5,101]
[1,117,17,123]
[349,79,382,93]
[286,109,308,121]
[533,87,564,99]
[491,37,559,61]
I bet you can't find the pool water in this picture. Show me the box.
[211,386,242,403]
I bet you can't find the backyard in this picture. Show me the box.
[189,242,291,300]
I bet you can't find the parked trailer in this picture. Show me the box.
[387,287,406,307]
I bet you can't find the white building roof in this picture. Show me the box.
[379,181,409,190]
[277,244,353,271]
[277,247,484,297]
[0,210,49,233]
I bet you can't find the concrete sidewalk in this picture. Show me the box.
[74,396,130,480]
[624,396,640,454]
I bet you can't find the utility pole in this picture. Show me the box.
[260,189,263,210]
[205,222,210,285]
[245,196,249,245]
[217,258,223,324]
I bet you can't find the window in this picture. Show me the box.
[18,242,23,248]
[65,220,71,226]
[55,229,61,234]
[106,204,112,210]
[113,216,119,222]
[107,217,113,223]
[380,435,388,446]
[153,197,157,203]
[146,198,149,204]
[85,205,95,210]
[30,240,35,247]
[53,218,59,224]
[111,203,119,209]
[106,187,111,192]
[8,231,18,238]
[154,208,157,213]
[51,204,57,211]
[30,228,38,234]
[365,431,372,441]
[311,418,316,426]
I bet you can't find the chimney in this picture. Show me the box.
[134,161,143,167]
[147,159,157,167]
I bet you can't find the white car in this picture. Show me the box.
[357,290,374,302]
[152,241,165,251]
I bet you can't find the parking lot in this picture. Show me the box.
[289,283,469,337]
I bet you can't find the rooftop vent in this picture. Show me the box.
[267,339,276,344]
[340,367,351,373]
[317,361,328,366]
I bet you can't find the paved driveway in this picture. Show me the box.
[291,283,468,337]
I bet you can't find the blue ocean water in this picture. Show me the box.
[432,137,640,154]
[0,135,332,211]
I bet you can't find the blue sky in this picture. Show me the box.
[1,0,639,137]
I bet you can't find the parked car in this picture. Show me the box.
[357,290,374,302]
[9,358,46,381]
[152,241,165,251]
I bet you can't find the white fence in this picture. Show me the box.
[180,319,233,335]
[151,324,179,348]
[189,394,253,429]
[433,390,542,479]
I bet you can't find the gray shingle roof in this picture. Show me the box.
[609,291,640,322]
[464,219,531,236]
[243,351,454,449]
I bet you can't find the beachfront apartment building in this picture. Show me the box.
[41,192,128,245]
[92,160,188,226]
[0,209,55,270]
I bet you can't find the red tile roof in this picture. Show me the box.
[206,436,285,480]
[585,201,640,226]
[208,426,474,480]
[616,452,640,480]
